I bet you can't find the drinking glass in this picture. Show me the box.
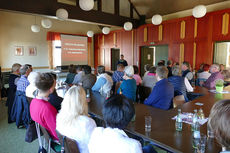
[145,116,152,132]
[197,134,207,153]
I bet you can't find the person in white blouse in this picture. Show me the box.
[56,85,96,153]
[26,72,40,98]
[197,64,211,86]
[88,95,156,153]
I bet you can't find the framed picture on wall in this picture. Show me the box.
[14,46,24,56]
[28,46,37,56]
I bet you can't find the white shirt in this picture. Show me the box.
[72,71,85,84]
[184,77,194,92]
[185,72,193,81]
[197,71,211,80]
[26,84,37,98]
[56,115,96,153]
[88,127,143,153]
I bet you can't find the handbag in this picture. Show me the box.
[25,121,37,143]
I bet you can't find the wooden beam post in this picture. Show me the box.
[114,0,119,15]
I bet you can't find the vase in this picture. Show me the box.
[216,86,223,93]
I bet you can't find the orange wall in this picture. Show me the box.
[94,8,230,70]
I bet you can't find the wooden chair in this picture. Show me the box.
[173,95,185,108]
[39,125,61,153]
[56,130,80,153]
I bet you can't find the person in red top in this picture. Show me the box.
[30,73,58,141]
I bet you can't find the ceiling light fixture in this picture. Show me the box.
[41,19,52,29]
[87,31,94,37]
[56,8,68,20]
[152,14,162,25]
[192,5,207,18]
[124,22,133,31]
[102,27,110,35]
[31,16,40,33]
[79,0,94,11]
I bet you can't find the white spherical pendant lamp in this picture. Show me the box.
[56,8,68,20]
[192,5,207,18]
[152,14,162,25]
[124,22,133,31]
[102,27,110,35]
[79,0,94,11]
[87,31,94,37]
[31,24,40,33]
[41,19,52,29]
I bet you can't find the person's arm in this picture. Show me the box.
[144,88,158,106]
[92,77,106,91]
[184,78,194,92]
[186,72,193,80]
[44,106,58,140]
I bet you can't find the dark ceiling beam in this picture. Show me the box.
[114,0,120,15]
[97,0,102,12]
[0,0,139,28]
[130,3,133,18]
[128,0,141,18]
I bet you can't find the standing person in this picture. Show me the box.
[7,63,21,123]
[133,65,142,86]
[144,66,174,110]
[65,64,76,85]
[11,64,32,128]
[204,64,224,89]
[56,86,96,153]
[181,61,193,83]
[88,95,157,153]
[80,65,97,90]
[30,73,58,141]
[167,60,173,77]
[92,65,113,95]
[117,66,137,102]
[72,65,85,85]
[116,54,128,67]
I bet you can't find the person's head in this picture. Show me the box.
[182,61,190,71]
[156,66,168,80]
[83,65,92,75]
[172,65,181,76]
[199,63,205,70]
[60,85,88,119]
[124,65,134,78]
[160,60,165,66]
[167,60,173,67]
[221,70,230,80]
[97,65,105,75]
[117,64,124,72]
[69,64,76,73]
[149,66,156,74]
[76,65,82,73]
[120,54,124,60]
[35,73,55,96]
[133,65,139,75]
[220,64,225,71]
[208,99,230,149]
[103,94,135,129]
[12,63,21,74]
[210,64,220,73]
[203,64,210,72]
[20,64,32,76]
[26,64,33,72]
[144,64,151,72]
[157,61,164,66]
[28,72,40,85]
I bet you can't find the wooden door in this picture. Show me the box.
[111,48,120,71]
[140,47,154,76]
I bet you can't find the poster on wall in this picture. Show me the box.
[28,46,37,56]
[14,46,24,56]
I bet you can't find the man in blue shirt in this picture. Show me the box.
[144,66,174,110]
[112,64,124,83]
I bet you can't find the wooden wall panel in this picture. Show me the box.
[121,31,133,65]
[148,25,159,43]
[169,43,180,63]
[196,16,209,39]
[104,33,114,48]
[196,40,212,69]
[184,42,194,66]
[185,17,195,40]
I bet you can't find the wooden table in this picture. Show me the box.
[88,87,225,153]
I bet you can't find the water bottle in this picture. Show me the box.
[199,108,205,119]
[192,122,201,149]
[175,109,183,131]
[191,109,198,132]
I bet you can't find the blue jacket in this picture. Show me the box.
[144,79,174,110]
[117,79,137,102]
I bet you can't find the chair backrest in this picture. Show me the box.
[39,125,51,142]
[56,130,80,153]
[115,82,121,94]
[138,86,152,103]
[173,95,185,108]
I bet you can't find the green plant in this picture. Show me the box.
[215,79,224,87]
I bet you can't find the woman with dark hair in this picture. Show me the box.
[133,65,142,86]
[65,64,76,85]
[30,73,58,140]
[88,95,156,153]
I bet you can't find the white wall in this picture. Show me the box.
[0,11,101,70]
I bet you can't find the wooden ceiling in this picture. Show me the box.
[131,0,228,18]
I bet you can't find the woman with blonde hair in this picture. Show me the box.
[56,85,96,153]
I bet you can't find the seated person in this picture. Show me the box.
[133,65,142,86]
[88,95,156,153]
[117,66,137,102]
[26,72,40,99]
[167,60,173,77]
[181,61,193,83]
[142,66,157,90]
[220,64,225,72]
[30,73,58,140]
[80,65,96,90]
[11,64,32,128]
[144,66,174,110]
[197,63,204,73]
[72,65,85,85]
[7,63,21,123]
[168,65,193,102]
[208,99,230,152]
[143,64,151,77]
[204,64,224,89]
[197,64,211,86]
[65,64,76,85]
[92,65,113,95]
[112,64,124,83]
[57,85,96,153]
